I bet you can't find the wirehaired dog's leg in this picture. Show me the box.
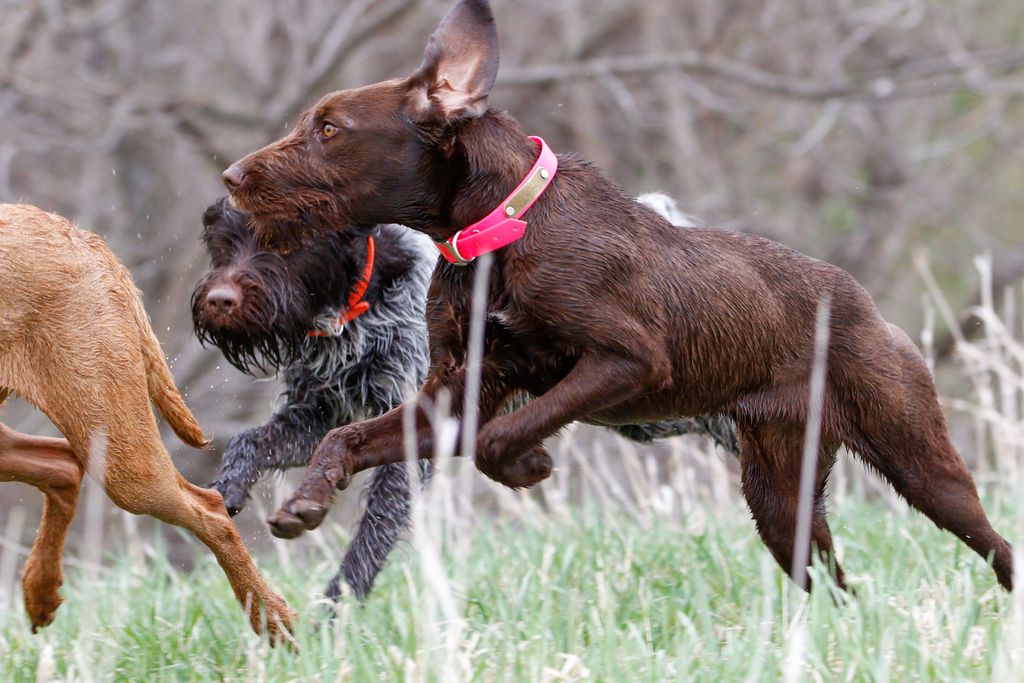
[214,355,438,599]
[325,459,434,602]
[211,370,339,515]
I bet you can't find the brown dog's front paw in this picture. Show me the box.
[266,457,350,539]
[479,446,553,489]
[267,498,328,539]
[267,510,307,539]
[310,432,355,487]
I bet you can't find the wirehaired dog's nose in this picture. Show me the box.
[206,285,241,315]
[222,164,247,190]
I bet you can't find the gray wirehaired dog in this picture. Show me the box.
[192,194,737,601]
[192,197,435,600]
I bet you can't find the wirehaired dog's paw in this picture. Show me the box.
[211,431,264,515]
[211,477,250,517]
[478,445,553,489]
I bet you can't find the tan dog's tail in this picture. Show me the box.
[125,285,210,449]
[141,331,210,448]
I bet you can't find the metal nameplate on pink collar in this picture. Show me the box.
[436,136,558,265]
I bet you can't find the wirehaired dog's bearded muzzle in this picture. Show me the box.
[191,255,314,375]
[193,198,324,375]
[193,197,364,375]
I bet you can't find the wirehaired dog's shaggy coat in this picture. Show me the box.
[193,198,436,600]
[224,0,1013,593]
[0,204,292,637]
[193,196,737,600]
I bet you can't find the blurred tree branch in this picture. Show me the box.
[498,47,1024,101]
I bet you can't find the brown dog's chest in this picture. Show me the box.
[484,301,579,394]
[429,264,581,393]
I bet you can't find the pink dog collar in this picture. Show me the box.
[436,136,558,266]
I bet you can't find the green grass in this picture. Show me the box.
[1,497,1020,682]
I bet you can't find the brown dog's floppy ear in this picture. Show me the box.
[406,0,499,124]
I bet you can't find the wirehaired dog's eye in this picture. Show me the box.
[322,123,337,139]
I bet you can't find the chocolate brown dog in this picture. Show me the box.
[221,0,1013,591]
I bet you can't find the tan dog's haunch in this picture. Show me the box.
[0,204,293,639]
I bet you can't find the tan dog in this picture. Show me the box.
[0,204,293,638]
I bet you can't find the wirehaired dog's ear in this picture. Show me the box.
[406,0,499,125]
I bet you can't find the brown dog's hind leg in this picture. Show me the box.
[738,422,846,591]
[856,432,1013,589]
[0,422,83,631]
[852,417,1013,589]
[848,333,1014,590]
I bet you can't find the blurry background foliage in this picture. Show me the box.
[0,0,1023,560]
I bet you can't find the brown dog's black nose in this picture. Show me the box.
[206,285,241,315]
[222,164,247,190]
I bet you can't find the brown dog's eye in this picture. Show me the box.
[322,123,337,139]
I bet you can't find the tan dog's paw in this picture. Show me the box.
[252,594,298,650]
[23,567,64,633]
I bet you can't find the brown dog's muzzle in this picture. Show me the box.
[222,164,248,191]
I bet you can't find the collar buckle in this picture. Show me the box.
[435,229,472,266]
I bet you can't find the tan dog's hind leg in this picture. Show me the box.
[104,463,295,638]
[0,421,83,631]
[59,403,295,640]
[1,206,291,639]
[21,330,294,640]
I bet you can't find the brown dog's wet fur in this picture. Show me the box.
[0,204,293,637]
[225,0,1013,592]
